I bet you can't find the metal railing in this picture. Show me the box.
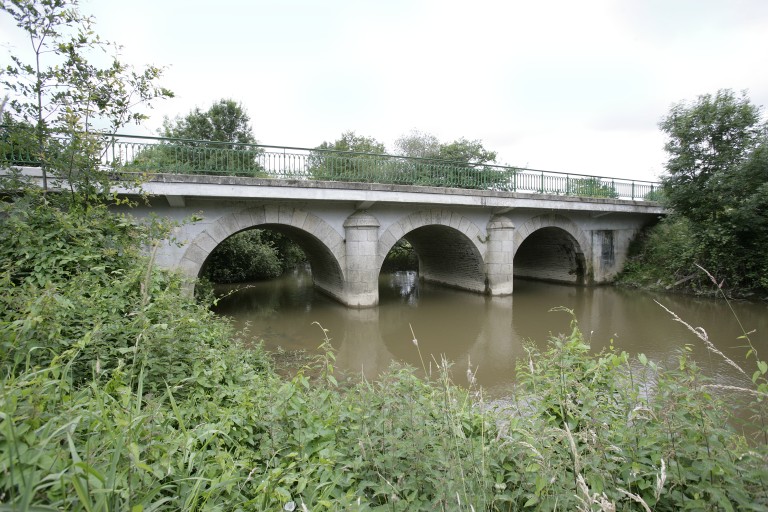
[1,129,661,201]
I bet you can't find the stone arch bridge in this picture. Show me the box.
[115,174,664,307]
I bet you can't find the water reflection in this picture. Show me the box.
[213,267,768,398]
[384,271,419,303]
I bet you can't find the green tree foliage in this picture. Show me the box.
[393,129,441,159]
[315,130,386,155]
[660,89,764,224]
[395,130,497,164]
[621,89,768,294]
[201,229,307,284]
[382,238,418,271]
[130,98,265,175]
[436,137,497,164]
[0,0,172,202]
[394,130,514,190]
[567,177,619,198]
[261,229,307,271]
[308,130,387,180]
[161,98,256,144]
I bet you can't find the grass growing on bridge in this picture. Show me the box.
[1,195,766,511]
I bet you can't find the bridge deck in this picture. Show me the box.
[127,172,666,215]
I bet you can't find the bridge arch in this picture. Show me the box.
[377,209,487,293]
[513,214,592,284]
[178,205,346,297]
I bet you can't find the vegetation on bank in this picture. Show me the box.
[618,90,768,298]
[1,194,768,511]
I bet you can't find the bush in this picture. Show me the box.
[489,310,768,510]
[0,195,271,392]
[618,214,768,296]
[201,229,306,283]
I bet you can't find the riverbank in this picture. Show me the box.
[615,217,768,301]
[2,198,767,510]
[614,267,768,301]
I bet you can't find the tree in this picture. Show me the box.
[660,89,764,223]
[0,0,172,203]
[309,130,387,180]
[130,99,264,175]
[394,129,441,159]
[436,137,497,165]
[202,230,282,283]
[393,130,509,189]
[201,229,306,283]
[315,130,386,154]
[568,177,618,198]
[394,130,497,165]
[161,99,255,145]
[625,89,768,293]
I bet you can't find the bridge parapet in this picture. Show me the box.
[1,128,662,201]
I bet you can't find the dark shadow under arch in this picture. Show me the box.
[401,225,486,293]
[514,227,586,284]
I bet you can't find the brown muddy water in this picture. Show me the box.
[213,267,767,399]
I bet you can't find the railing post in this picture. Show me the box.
[540,171,544,193]
[631,181,635,200]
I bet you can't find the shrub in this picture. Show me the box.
[0,195,271,392]
[201,229,306,284]
[489,310,768,510]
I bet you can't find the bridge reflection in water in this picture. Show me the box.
[213,267,767,398]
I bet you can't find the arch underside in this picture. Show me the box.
[377,209,487,294]
[405,225,486,293]
[240,224,344,293]
[514,227,586,284]
[180,205,345,299]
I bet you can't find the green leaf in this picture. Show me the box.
[524,496,539,507]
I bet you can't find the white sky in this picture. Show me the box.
[4,0,768,181]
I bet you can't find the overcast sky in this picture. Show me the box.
[4,0,768,181]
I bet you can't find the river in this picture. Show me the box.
[213,266,767,398]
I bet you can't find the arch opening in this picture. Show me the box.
[514,227,586,285]
[394,225,486,294]
[198,224,344,297]
[200,227,307,284]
